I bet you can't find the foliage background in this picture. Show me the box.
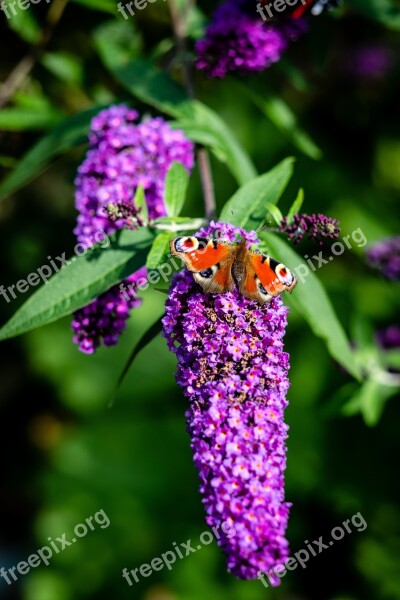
[0,1,400,599]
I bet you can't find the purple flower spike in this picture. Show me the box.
[351,44,397,81]
[74,104,195,244]
[163,222,292,582]
[72,105,195,353]
[366,236,400,281]
[376,325,400,350]
[195,0,307,78]
[72,268,146,354]
[280,213,341,246]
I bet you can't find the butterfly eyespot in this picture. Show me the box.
[174,237,196,252]
[274,263,295,286]
[259,283,268,295]
[199,268,213,279]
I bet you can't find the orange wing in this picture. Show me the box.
[238,251,297,305]
[170,236,236,294]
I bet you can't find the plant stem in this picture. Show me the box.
[168,0,216,222]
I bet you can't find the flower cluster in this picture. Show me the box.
[163,222,292,582]
[376,325,400,351]
[72,268,146,354]
[195,0,307,78]
[366,236,400,281]
[351,44,396,81]
[72,105,195,353]
[104,200,144,230]
[280,213,341,246]
[74,104,194,243]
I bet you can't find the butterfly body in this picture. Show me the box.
[170,236,297,305]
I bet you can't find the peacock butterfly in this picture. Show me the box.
[170,236,297,305]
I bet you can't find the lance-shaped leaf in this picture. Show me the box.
[0,105,107,200]
[164,162,190,217]
[0,228,154,341]
[146,231,175,270]
[235,83,322,160]
[220,158,294,231]
[134,185,148,223]
[259,232,362,381]
[105,59,257,185]
[345,0,400,30]
[286,188,304,224]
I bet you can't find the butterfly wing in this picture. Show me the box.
[170,236,236,294]
[237,250,297,305]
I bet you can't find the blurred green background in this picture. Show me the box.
[1,1,400,599]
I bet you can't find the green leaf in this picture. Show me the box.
[0,228,154,341]
[359,380,387,426]
[236,84,322,160]
[345,0,400,29]
[93,19,142,69]
[286,188,304,224]
[385,350,400,370]
[350,314,375,351]
[7,9,40,43]
[0,105,107,200]
[164,162,189,217]
[14,88,55,111]
[134,185,148,224]
[152,216,205,231]
[111,316,163,406]
[0,108,63,131]
[103,59,257,184]
[277,59,311,93]
[111,58,189,115]
[259,232,362,381]
[146,231,174,270]
[350,380,399,426]
[0,156,17,168]
[219,158,294,231]
[265,203,283,226]
[175,101,257,185]
[71,0,116,13]
[41,52,83,85]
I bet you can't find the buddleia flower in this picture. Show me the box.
[280,213,341,246]
[195,0,307,79]
[350,43,396,81]
[163,221,292,583]
[72,105,195,354]
[366,236,400,282]
[376,325,400,350]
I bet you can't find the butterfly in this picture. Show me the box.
[170,236,297,305]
